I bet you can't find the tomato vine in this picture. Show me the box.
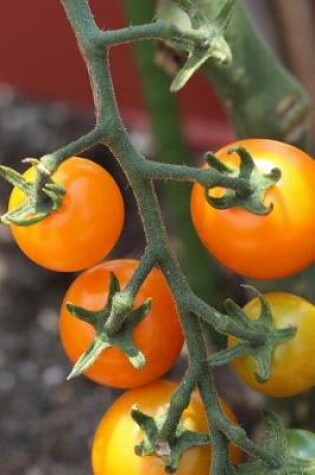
[2,0,315,474]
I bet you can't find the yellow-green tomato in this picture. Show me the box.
[228,293,315,397]
[92,380,242,474]
[286,429,315,473]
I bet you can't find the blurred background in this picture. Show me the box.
[0,1,315,474]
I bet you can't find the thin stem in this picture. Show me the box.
[40,128,103,172]
[190,294,264,343]
[32,128,102,208]
[217,416,277,467]
[105,249,157,336]
[97,19,218,49]
[124,248,158,297]
[159,365,200,442]
[139,159,251,191]
[99,21,181,46]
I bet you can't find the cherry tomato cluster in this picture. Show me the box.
[6,139,315,473]
[190,139,315,399]
[7,156,194,472]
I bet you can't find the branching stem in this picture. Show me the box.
[55,0,282,471]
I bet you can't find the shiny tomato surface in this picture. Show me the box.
[59,260,184,388]
[92,380,242,474]
[9,157,124,271]
[286,429,315,472]
[228,292,315,397]
[191,139,315,279]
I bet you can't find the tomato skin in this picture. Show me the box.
[190,139,315,279]
[286,429,315,471]
[228,293,315,397]
[9,157,124,272]
[59,260,184,388]
[91,380,242,475]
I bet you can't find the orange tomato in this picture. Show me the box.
[9,157,124,272]
[59,260,184,388]
[190,139,315,279]
[92,380,242,474]
[228,292,315,397]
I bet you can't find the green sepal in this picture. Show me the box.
[66,273,151,380]
[0,162,65,226]
[169,0,234,91]
[235,412,315,474]
[224,298,251,329]
[205,146,281,215]
[0,165,31,192]
[66,303,98,326]
[67,338,110,380]
[131,406,210,473]
[206,151,232,173]
[217,288,296,383]
[1,201,49,226]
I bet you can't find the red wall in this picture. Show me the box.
[0,0,231,149]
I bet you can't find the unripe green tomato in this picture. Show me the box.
[286,429,315,473]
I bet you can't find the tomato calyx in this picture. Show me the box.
[205,146,281,215]
[0,159,65,226]
[131,405,210,474]
[211,287,296,383]
[235,412,315,474]
[66,272,151,380]
[168,0,233,92]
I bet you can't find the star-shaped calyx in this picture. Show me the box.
[212,287,296,383]
[66,273,151,380]
[131,406,210,473]
[205,146,281,215]
[164,0,235,91]
[0,159,65,226]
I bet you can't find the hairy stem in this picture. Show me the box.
[59,0,280,469]
[159,365,200,442]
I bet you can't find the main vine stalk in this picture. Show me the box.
[28,0,290,472]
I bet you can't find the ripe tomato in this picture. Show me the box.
[190,139,315,279]
[91,380,242,474]
[228,292,315,397]
[286,429,315,471]
[9,157,124,272]
[59,260,184,388]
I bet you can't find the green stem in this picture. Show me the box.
[99,21,179,45]
[59,0,282,469]
[40,128,103,172]
[124,248,158,297]
[159,365,200,443]
[190,294,263,342]
[122,0,223,314]
[140,159,250,190]
[98,19,221,49]
[105,249,157,336]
